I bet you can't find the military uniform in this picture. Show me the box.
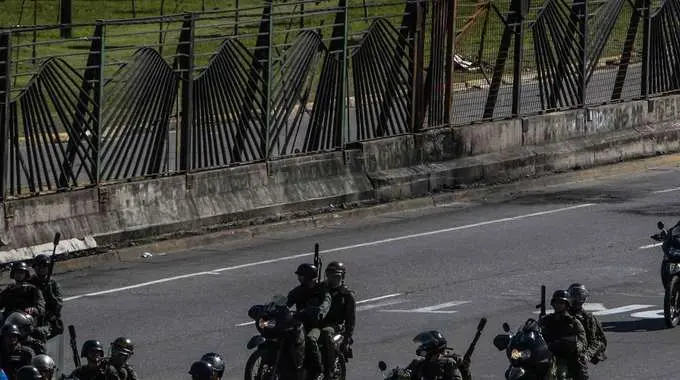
[69,364,119,380]
[102,360,136,380]
[29,277,63,339]
[572,309,607,363]
[0,284,45,321]
[540,312,588,380]
[287,283,331,377]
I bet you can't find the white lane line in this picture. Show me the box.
[63,203,595,302]
[653,187,680,194]
[235,293,404,326]
[356,300,406,312]
[639,242,662,249]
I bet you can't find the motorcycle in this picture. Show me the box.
[651,220,680,328]
[244,295,347,380]
[492,319,553,380]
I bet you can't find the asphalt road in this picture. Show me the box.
[9,64,642,191]
[46,153,680,380]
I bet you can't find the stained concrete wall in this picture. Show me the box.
[5,95,680,262]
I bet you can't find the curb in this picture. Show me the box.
[47,151,680,275]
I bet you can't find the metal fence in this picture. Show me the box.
[0,0,678,200]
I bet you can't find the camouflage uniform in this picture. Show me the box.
[102,360,136,380]
[69,364,120,380]
[572,310,607,363]
[287,282,331,377]
[29,276,64,340]
[541,311,588,380]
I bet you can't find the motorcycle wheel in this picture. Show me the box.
[664,276,680,328]
[245,350,277,380]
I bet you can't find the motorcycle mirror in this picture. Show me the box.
[658,221,665,230]
[493,334,511,351]
[378,361,387,371]
[502,322,510,332]
[53,232,61,246]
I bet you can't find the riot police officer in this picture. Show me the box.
[568,284,607,367]
[403,330,470,380]
[0,325,34,380]
[30,255,64,340]
[540,290,588,380]
[71,339,120,380]
[0,263,45,321]
[318,261,356,378]
[199,353,224,380]
[103,337,137,380]
[286,263,331,380]
[14,366,40,380]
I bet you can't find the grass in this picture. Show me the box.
[0,0,651,100]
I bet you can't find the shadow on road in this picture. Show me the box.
[602,318,667,332]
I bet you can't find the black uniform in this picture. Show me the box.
[29,277,64,339]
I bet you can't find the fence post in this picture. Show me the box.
[94,21,105,188]
[264,2,273,162]
[340,0,349,151]
[444,0,457,125]
[640,0,651,98]
[578,0,587,107]
[410,0,426,133]
[178,13,195,173]
[511,0,528,117]
[0,32,10,202]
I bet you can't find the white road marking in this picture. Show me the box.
[630,309,664,319]
[235,293,403,326]
[639,242,663,249]
[357,300,407,312]
[63,203,595,302]
[653,187,680,194]
[381,301,470,314]
[592,304,654,316]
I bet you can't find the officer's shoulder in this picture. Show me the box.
[339,286,355,296]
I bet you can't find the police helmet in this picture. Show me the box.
[4,312,35,337]
[567,283,590,305]
[551,290,571,307]
[31,354,56,372]
[325,261,346,275]
[81,340,104,358]
[32,254,51,268]
[200,352,225,377]
[111,337,134,356]
[10,262,30,279]
[15,366,41,380]
[413,330,447,356]
[1,324,21,338]
[295,263,318,279]
[189,361,213,380]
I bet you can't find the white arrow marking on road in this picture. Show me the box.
[381,301,470,314]
[639,242,662,249]
[630,309,665,319]
[357,299,407,311]
[234,293,403,326]
[591,304,655,316]
[653,186,680,194]
[64,203,596,302]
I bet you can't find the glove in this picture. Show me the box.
[459,356,471,371]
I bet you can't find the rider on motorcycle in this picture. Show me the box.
[318,261,356,378]
[30,254,64,340]
[401,330,471,380]
[567,283,607,367]
[540,290,588,380]
[286,263,331,380]
[103,337,138,380]
[0,324,34,380]
[0,263,45,321]
[3,312,45,355]
[31,355,56,380]
[69,339,118,380]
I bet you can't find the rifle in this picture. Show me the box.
[47,232,61,280]
[313,243,322,283]
[536,285,546,320]
[463,317,487,362]
[68,325,81,368]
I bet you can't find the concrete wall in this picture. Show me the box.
[5,94,680,262]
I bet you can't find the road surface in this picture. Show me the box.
[50,152,680,379]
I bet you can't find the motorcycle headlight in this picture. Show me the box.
[258,318,277,329]
[510,348,531,360]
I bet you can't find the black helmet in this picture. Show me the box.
[413,330,447,356]
[200,352,225,377]
[15,366,41,380]
[4,312,35,337]
[31,354,56,372]
[295,263,318,279]
[32,254,50,268]
[567,283,590,305]
[111,337,134,356]
[551,290,571,306]
[81,340,104,358]
[1,324,21,338]
[189,361,213,380]
[10,262,30,279]
[325,261,346,275]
